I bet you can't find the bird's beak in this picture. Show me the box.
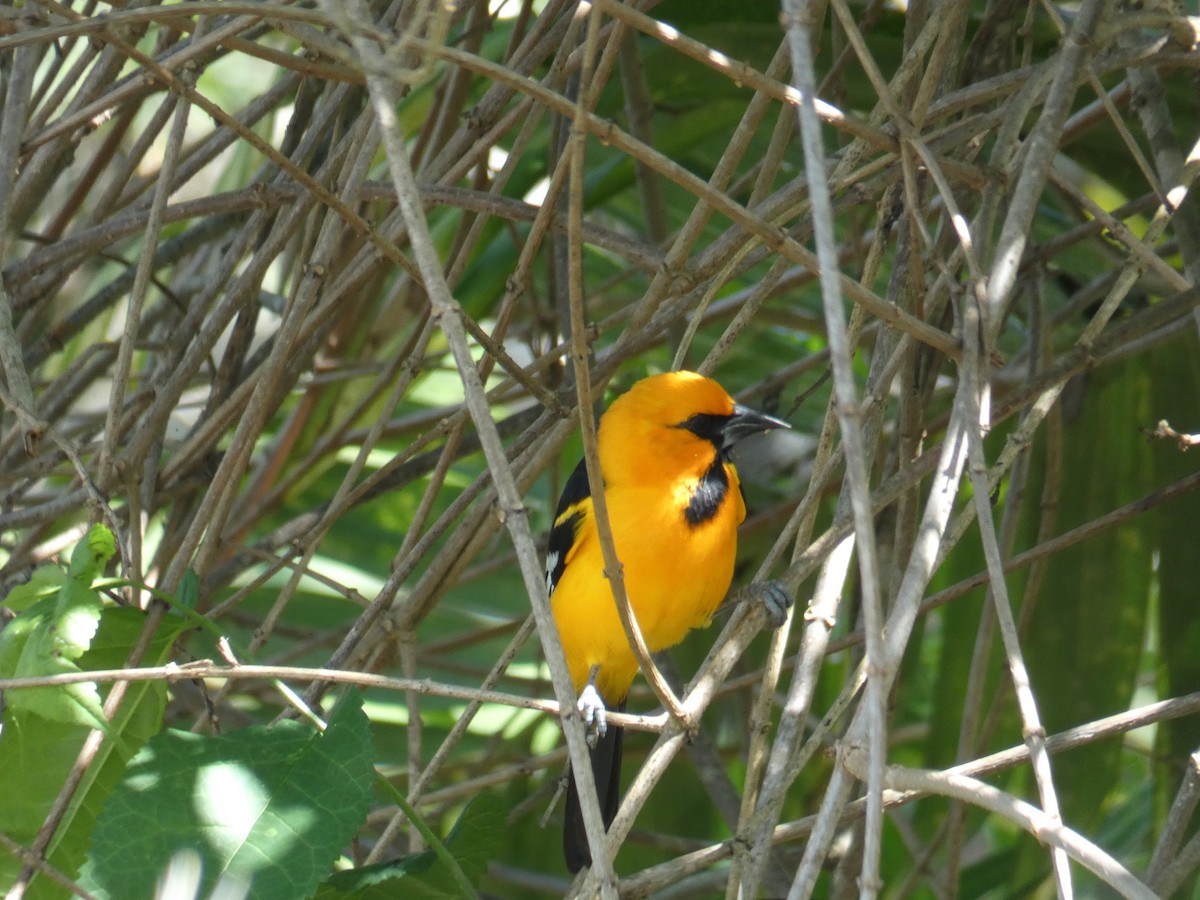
[723,403,791,450]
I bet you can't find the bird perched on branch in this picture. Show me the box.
[546,370,791,872]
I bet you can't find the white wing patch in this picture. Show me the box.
[545,550,560,596]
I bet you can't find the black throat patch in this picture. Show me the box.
[676,412,733,528]
[685,455,729,526]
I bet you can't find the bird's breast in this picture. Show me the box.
[606,468,742,649]
[549,459,747,699]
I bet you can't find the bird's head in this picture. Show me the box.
[598,371,789,484]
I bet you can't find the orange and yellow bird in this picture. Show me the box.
[545,371,790,872]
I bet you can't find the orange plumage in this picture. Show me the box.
[546,371,788,872]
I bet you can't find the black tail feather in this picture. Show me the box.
[563,705,625,872]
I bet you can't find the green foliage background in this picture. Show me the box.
[0,0,1198,897]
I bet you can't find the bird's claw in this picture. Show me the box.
[753,580,793,628]
[577,683,607,748]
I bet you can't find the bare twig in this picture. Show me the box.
[1147,418,1200,450]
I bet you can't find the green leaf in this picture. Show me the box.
[1,565,66,613]
[81,690,375,900]
[1010,361,1154,887]
[313,793,504,899]
[0,607,181,898]
[0,541,106,730]
[1147,336,1200,804]
[177,569,200,611]
[67,524,116,582]
[4,632,107,731]
[1020,364,1153,825]
[48,593,103,662]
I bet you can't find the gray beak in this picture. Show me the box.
[723,403,791,450]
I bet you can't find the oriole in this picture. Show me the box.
[546,371,790,872]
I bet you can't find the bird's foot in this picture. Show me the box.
[577,683,607,748]
[750,580,793,628]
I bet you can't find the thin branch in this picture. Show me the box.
[324,3,620,895]
[780,4,887,894]
[847,756,1156,900]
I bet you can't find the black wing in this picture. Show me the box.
[545,457,590,597]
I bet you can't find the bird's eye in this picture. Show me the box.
[676,413,729,445]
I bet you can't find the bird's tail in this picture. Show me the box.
[563,702,626,873]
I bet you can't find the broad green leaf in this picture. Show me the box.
[1022,364,1153,819]
[1012,360,1154,885]
[48,593,103,661]
[313,793,503,899]
[1147,337,1200,803]
[1,565,66,613]
[0,711,99,842]
[6,641,107,730]
[81,690,375,900]
[0,607,181,898]
[0,540,106,730]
